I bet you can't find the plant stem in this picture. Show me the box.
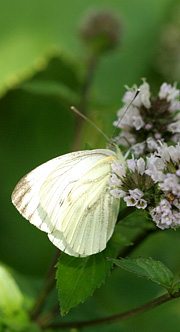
[118,228,158,258]
[116,206,158,258]
[35,305,59,327]
[79,55,98,112]
[43,291,180,330]
[72,54,98,151]
[29,250,60,320]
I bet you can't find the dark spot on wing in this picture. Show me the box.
[59,199,64,207]
[12,179,31,208]
[21,202,29,215]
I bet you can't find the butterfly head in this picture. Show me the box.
[106,140,124,162]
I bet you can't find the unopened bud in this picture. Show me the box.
[79,10,122,55]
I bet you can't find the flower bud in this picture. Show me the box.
[79,10,122,55]
[0,265,23,315]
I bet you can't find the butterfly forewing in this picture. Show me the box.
[11,154,76,230]
[12,150,110,228]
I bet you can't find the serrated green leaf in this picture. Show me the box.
[55,219,137,315]
[110,257,174,291]
[56,242,117,316]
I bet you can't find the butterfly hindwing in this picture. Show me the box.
[46,156,120,256]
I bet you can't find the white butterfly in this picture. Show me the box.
[11,144,124,257]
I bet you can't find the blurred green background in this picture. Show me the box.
[1,0,180,331]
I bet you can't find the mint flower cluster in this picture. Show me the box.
[114,81,180,157]
[109,143,180,230]
[109,157,151,209]
[146,144,180,229]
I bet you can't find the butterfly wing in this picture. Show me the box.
[12,149,120,257]
[11,154,74,230]
[45,157,119,256]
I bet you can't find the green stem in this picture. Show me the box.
[80,55,98,111]
[117,228,158,259]
[35,305,59,327]
[29,250,60,320]
[117,206,159,258]
[72,54,98,151]
[43,291,180,330]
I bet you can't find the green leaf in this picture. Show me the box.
[56,242,117,316]
[0,0,173,103]
[56,219,137,315]
[20,55,81,105]
[109,257,174,291]
[21,80,79,104]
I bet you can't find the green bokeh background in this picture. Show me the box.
[1,0,180,331]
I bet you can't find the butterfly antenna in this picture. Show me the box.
[110,88,140,141]
[71,106,110,142]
